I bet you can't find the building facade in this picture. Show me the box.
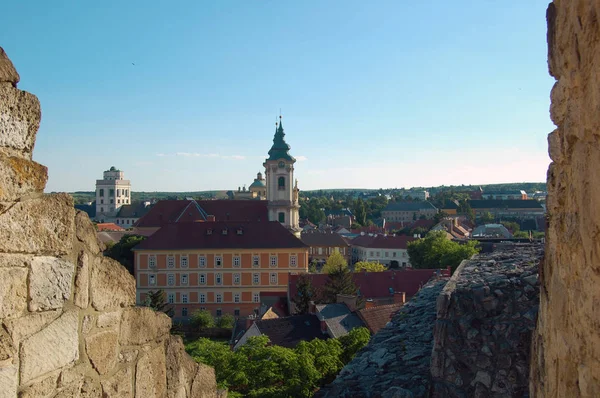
[350,234,415,267]
[301,230,351,264]
[95,166,131,222]
[381,201,438,222]
[134,221,308,321]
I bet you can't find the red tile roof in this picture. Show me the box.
[383,221,409,232]
[409,219,436,230]
[134,200,268,228]
[358,302,405,334]
[288,269,448,302]
[96,223,125,232]
[351,234,416,249]
[134,221,307,251]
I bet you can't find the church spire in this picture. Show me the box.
[267,115,295,161]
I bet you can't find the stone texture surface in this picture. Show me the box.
[0,366,18,398]
[530,2,600,397]
[28,257,75,312]
[85,330,119,375]
[90,257,135,311]
[119,308,171,346]
[0,153,47,202]
[3,310,61,347]
[166,335,218,398]
[74,210,101,255]
[136,346,167,398]
[0,84,40,158]
[0,47,19,86]
[0,194,74,255]
[430,245,543,397]
[101,366,133,398]
[19,311,79,384]
[74,251,89,309]
[0,267,28,319]
[317,279,448,398]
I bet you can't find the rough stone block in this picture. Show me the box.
[97,310,121,329]
[135,346,167,398]
[0,47,19,86]
[3,310,61,347]
[20,311,79,384]
[165,335,199,398]
[19,372,58,398]
[29,256,75,312]
[0,85,40,158]
[119,308,171,346]
[101,366,133,398]
[0,194,75,255]
[190,363,218,398]
[74,251,89,309]
[80,378,102,398]
[0,267,27,319]
[75,210,101,255]
[90,257,135,311]
[0,366,18,398]
[0,153,47,201]
[85,330,119,375]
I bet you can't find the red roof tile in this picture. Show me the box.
[134,221,307,251]
[409,219,436,230]
[134,200,268,228]
[358,302,405,334]
[96,223,125,232]
[351,234,416,249]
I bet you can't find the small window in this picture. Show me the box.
[234,293,240,303]
[110,199,114,204]
[290,255,297,267]
[182,307,188,317]
[100,207,104,213]
[181,274,188,285]
[385,252,389,258]
[234,273,240,285]
[199,293,206,304]
[393,252,397,257]
[109,189,114,196]
[216,309,222,317]
[167,274,175,286]
[221,228,228,235]
[237,228,243,235]
[252,255,260,267]
[234,309,240,316]
[167,256,175,268]
[278,176,285,190]
[233,256,241,267]
[126,219,130,225]
[216,273,222,285]
[215,256,222,268]
[180,255,188,268]
[149,274,156,285]
[168,293,174,304]
[199,273,206,285]
[199,256,206,268]
[216,294,222,303]
[253,293,260,303]
[100,199,103,204]
[253,273,259,285]
[148,255,156,268]
[182,294,188,304]
[278,212,285,223]
[270,255,277,267]
[99,189,104,197]
[207,229,213,235]
[270,273,277,285]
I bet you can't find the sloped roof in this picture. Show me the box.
[116,202,151,218]
[254,314,327,348]
[75,204,96,218]
[469,200,543,209]
[134,199,268,228]
[358,302,405,334]
[351,234,415,249]
[96,223,124,232]
[410,219,436,230]
[315,303,365,338]
[301,231,350,247]
[134,221,307,251]
[383,201,438,212]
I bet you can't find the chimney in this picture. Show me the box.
[320,320,328,334]
[245,316,255,329]
[365,299,375,309]
[207,215,215,222]
[336,294,358,312]
[393,292,406,305]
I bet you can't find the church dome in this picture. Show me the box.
[249,179,266,189]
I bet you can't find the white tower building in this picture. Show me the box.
[264,117,301,237]
[95,166,131,222]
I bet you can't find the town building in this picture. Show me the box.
[350,234,416,267]
[228,172,268,200]
[134,221,308,321]
[95,166,131,222]
[301,230,351,264]
[469,199,545,219]
[411,190,430,200]
[115,201,152,227]
[481,190,528,200]
[381,201,438,222]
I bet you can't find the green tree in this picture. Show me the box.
[353,198,367,226]
[323,266,359,303]
[105,234,146,276]
[144,290,173,316]
[191,309,215,329]
[479,211,495,224]
[354,261,386,273]
[501,221,520,233]
[322,251,348,274]
[216,313,235,329]
[513,230,529,238]
[308,259,318,273]
[407,231,479,272]
[338,327,371,363]
[292,274,316,314]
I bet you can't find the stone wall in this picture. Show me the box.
[431,244,543,397]
[0,48,219,398]
[316,279,448,398]
[530,2,600,397]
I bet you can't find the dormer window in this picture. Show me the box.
[237,228,243,235]
[207,228,213,235]
[222,228,228,235]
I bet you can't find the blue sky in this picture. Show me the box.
[2,1,554,192]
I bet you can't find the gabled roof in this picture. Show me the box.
[134,221,307,251]
[351,234,415,249]
[441,200,460,209]
[75,204,96,218]
[96,223,124,232]
[116,202,151,218]
[315,303,364,338]
[301,231,350,247]
[383,201,438,212]
[254,314,327,348]
[134,199,268,228]
[358,302,404,334]
[469,200,544,209]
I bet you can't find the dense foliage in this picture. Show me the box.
[322,252,360,303]
[407,231,480,272]
[353,261,386,273]
[292,274,317,314]
[144,290,173,316]
[104,234,146,275]
[186,327,371,397]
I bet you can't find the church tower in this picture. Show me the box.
[264,116,301,237]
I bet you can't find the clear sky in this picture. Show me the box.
[1,0,555,192]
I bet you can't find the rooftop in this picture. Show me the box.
[351,234,416,249]
[357,302,405,334]
[315,303,365,338]
[383,201,438,212]
[254,314,327,348]
[469,199,544,209]
[301,230,350,247]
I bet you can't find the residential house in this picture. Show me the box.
[115,201,152,228]
[325,208,354,229]
[133,220,308,321]
[381,201,438,222]
[482,190,528,200]
[233,314,326,350]
[314,301,365,338]
[410,190,430,200]
[96,223,124,232]
[350,234,415,267]
[301,230,351,264]
[469,199,545,219]
[431,218,471,240]
[472,224,513,238]
[440,200,460,215]
[357,301,405,334]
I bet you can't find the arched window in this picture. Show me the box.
[278,176,285,190]
[278,212,285,223]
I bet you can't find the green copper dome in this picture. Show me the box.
[267,120,295,162]
[249,179,266,188]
